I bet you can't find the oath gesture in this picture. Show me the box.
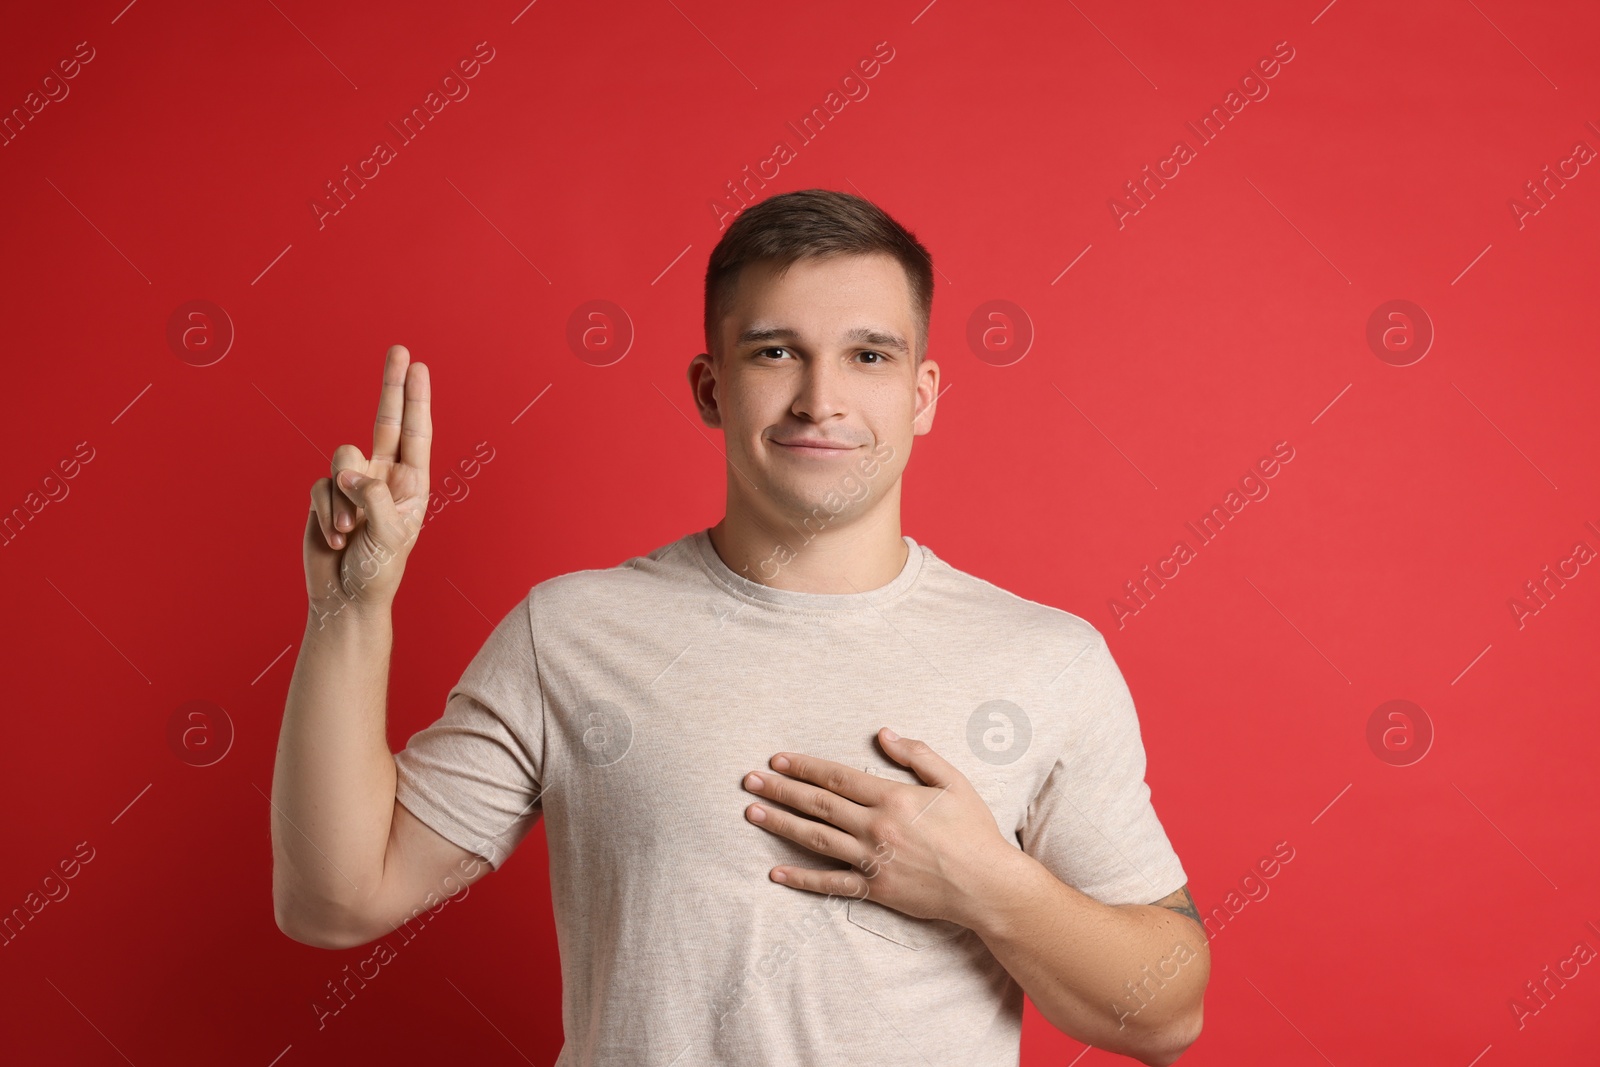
[303,345,432,621]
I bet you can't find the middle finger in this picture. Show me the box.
[743,793,859,863]
[744,771,863,835]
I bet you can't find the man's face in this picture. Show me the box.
[688,252,939,533]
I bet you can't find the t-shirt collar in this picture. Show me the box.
[689,527,925,613]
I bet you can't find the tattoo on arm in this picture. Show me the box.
[1153,885,1204,934]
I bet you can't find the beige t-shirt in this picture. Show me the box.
[393,527,1188,1065]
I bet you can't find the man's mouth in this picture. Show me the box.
[773,439,858,456]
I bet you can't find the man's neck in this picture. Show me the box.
[707,509,909,595]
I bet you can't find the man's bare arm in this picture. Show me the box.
[275,616,497,948]
[272,345,487,948]
[271,604,397,946]
[1149,884,1204,936]
[963,855,1209,1066]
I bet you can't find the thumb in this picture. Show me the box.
[878,727,956,788]
[336,468,412,548]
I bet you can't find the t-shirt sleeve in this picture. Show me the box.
[392,589,545,873]
[1018,631,1188,906]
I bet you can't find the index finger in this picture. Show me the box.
[399,358,432,474]
[770,752,889,806]
[372,344,409,464]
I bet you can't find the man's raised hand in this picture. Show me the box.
[303,344,433,621]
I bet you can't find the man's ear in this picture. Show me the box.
[912,357,939,436]
[688,351,722,429]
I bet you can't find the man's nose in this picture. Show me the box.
[792,356,847,421]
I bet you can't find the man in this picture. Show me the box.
[272,189,1208,1065]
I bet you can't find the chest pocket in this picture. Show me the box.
[841,759,973,950]
[846,896,968,950]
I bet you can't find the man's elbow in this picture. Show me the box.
[1136,1007,1203,1067]
[273,897,366,951]
[275,908,342,949]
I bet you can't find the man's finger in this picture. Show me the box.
[766,864,871,899]
[335,467,403,545]
[743,796,860,865]
[769,752,889,806]
[398,359,432,476]
[746,769,866,833]
[309,479,343,548]
[372,345,408,465]
[329,443,368,533]
[878,730,959,789]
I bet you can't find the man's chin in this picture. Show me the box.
[751,485,863,527]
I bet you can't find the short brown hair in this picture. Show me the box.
[704,189,934,364]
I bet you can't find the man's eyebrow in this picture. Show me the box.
[735,326,910,355]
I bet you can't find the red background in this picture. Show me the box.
[2,0,1597,1063]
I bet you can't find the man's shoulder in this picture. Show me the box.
[525,532,701,612]
[921,550,1105,661]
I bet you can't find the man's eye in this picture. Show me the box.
[754,347,888,362]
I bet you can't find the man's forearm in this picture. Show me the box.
[956,847,1209,1065]
[270,602,398,941]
